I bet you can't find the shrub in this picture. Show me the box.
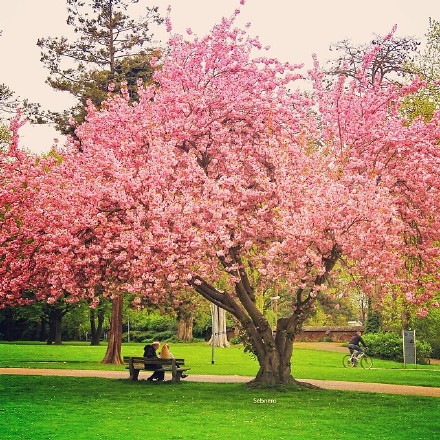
[416,340,432,364]
[430,340,440,359]
[142,330,176,342]
[229,337,241,345]
[364,332,432,364]
[364,332,402,360]
[122,331,149,343]
[144,312,177,333]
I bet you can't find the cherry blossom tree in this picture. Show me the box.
[2,5,440,384]
[71,10,440,384]
[1,111,167,362]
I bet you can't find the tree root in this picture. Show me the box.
[246,377,321,391]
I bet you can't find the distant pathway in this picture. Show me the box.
[1,367,439,397]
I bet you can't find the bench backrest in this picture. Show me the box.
[123,356,184,365]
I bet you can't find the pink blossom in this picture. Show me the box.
[1,8,440,327]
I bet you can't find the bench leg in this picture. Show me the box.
[129,368,140,381]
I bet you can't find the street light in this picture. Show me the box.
[211,304,218,364]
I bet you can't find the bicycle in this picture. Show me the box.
[342,351,373,369]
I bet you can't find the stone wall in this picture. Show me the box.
[296,326,364,342]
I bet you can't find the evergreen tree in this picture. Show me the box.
[37,0,163,133]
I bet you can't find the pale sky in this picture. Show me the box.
[1,0,439,154]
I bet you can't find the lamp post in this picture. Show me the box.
[211,304,218,364]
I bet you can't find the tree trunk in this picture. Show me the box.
[39,316,47,342]
[3,308,14,341]
[101,294,123,365]
[53,308,63,345]
[191,244,342,387]
[44,301,72,345]
[90,306,105,346]
[250,317,299,386]
[46,308,63,345]
[253,349,295,385]
[176,314,193,341]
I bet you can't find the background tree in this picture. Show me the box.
[37,0,163,133]
[28,0,163,361]
[0,84,17,115]
[402,18,440,122]
[174,290,202,341]
[0,122,11,150]
[48,53,159,136]
[42,299,77,345]
[89,296,110,345]
[305,291,358,326]
[0,303,45,341]
[327,30,420,84]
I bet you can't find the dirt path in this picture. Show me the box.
[1,367,439,397]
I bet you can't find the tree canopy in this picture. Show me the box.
[2,7,440,384]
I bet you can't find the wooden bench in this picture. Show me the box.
[123,357,189,382]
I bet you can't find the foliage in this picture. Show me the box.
[402,18,440,122]
[305,291,358,326]
[365,310,381,333]
[0,123,11,150]
[0,304,44,341]
[0,84,42,124]
[61,301,95,340]
[47,53,160,136]
[37,0,163,133]
[364,332,432,364]
[410,306,440,359]
[430,341,440,360]
[38,0,162,83]
[123,308,178,342]
[0,84,15,114]
[192,311,212,339]
[142,310,176,332]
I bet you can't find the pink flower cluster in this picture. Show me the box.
[1,10,440,320]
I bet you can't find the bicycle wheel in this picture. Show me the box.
[360,355,373,369]
[342,355,353,368]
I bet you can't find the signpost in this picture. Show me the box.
[403,329,416,367]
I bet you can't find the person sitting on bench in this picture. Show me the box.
[160,343,188,379]
[143,341,164,381]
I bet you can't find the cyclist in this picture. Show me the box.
[348,330,368,364]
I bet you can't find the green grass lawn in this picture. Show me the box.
[1,341,440,388]
[1,375,439,440]
[1,342,439,439]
